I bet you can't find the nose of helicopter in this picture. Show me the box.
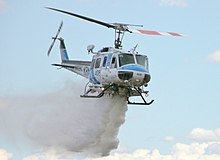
[118,71,133,80]
[118,71,151,84]
[144,73,151,83]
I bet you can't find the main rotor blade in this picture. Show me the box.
[46,7,115,29]
[129,28,188,37]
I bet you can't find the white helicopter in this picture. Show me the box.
[47,7,186,105]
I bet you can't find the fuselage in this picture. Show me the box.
[89,47,151,87]
[51,39,154,104]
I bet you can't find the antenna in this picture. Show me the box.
[131,44,138,53]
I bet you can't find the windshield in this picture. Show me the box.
[119,54,135,67]
[136,55,148,68]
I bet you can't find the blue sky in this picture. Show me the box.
[1,0,220,159]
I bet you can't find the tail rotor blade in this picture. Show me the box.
[47,21,63,56]
[47,38,56,56]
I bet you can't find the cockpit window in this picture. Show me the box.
[111,57,117,68]
[136,55,147,67]
[119,54,135,67]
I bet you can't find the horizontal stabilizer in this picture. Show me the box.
[52,63,75,68]
[62,60,91,66]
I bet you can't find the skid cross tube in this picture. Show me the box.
[80,84,114,98]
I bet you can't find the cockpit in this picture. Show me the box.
[90,51,149,71]
[90,51,150,85]
[118,53,149,68]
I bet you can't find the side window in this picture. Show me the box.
[111,57,117,69]
[95,58,101,68]
[102,56,107,67]
[115,59,118,68]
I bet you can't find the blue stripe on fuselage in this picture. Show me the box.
[63,50,69,60]
[90,69,100,84]
[118,64,148,73]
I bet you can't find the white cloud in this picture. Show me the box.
[23,143,220,160]
[188,128,220,142]
[0,149,12,160]
[160,0,188,7]
[163,136,176,141]
[206,143,220,155]
[209,50,220,63]
[100,143,220,160]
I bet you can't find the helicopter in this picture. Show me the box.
[47,7,187,105]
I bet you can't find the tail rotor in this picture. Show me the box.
[47,21,63,56]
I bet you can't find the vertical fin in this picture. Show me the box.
[59,38,69,62]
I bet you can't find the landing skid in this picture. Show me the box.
[127,99,154,105]
[127,87,154,105]
[80,84,154,106]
